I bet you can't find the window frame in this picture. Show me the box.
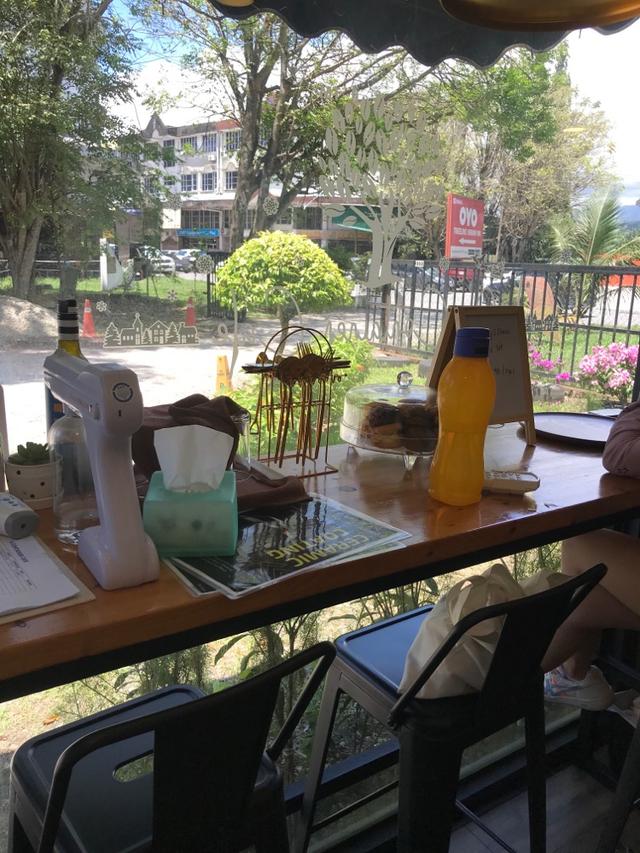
[162,138,176,166]
[202,133,217,153]
[181,135,198,152]
[225,130,242,153]
[181,173,198,193]
[202,172,217,192]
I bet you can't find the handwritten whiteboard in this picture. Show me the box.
[428,306,535,445]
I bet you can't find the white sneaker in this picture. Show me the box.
[543,664,614,711]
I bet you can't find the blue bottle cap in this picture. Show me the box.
[454,327,490,358]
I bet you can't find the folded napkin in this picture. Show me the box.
[132,393,245,478]
[235,463,309,512]
[132,393,309,512]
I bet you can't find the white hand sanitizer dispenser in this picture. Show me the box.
[44,352,159,589]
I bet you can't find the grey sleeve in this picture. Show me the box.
[602,401,640,477]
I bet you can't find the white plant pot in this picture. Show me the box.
[4,460,55,509]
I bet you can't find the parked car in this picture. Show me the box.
[482,271,523,306]
[132,246,176,277]
[171,249,201,272]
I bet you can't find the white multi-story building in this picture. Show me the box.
[142,113,370,254]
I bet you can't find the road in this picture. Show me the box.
[0,309,371,450]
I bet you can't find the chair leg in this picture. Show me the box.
[595,723,640,853]
[525,690,547,853]
[7,811,35,853]
[294,668,343,853]
[254,787,290,853]
[397,724,463,853]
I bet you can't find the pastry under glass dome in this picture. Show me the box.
[340,372,438,468]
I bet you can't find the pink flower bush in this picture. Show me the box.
[528,345,570,381]
[576,342,638,403]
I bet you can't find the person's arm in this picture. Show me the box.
[602,401,640,477]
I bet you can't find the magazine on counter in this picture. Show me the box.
[165,494,409,599]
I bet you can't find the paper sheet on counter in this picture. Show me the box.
[0,535,82,616]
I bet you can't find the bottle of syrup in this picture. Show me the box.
[428,327,496,507]
[45,299,85,430]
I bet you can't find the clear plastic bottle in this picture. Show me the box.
[49,411,99,544]
[46,301,97,543]
[428,327,496,507]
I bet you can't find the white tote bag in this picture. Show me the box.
[399,564,565,700]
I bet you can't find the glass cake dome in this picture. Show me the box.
[340,372,438,467]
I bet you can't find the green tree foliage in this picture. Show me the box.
[446,48,562,163]
[408,46,611,261]
[0,0,162,299]
[216,231,351,326]
[551,191,640,265]
[140,3,432,249]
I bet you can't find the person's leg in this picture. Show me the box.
[542,530,640,676]
[562,530,640,612]
[542,582,640,675]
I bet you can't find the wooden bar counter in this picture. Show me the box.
[2,425,640,701]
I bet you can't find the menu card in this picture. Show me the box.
[0,536,81,615]
[166,495,408,598]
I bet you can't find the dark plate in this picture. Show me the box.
[533,412,614,449]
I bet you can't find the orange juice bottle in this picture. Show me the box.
[428,327,496,506]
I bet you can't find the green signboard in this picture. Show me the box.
[331,206,371,233]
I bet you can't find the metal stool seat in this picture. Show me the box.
[9,644,335,853]
[296,564,607,853]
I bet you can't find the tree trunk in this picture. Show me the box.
[228,74,263,251]
[495,211,503,260]
[228,172,255,252]
[2,219,42,300]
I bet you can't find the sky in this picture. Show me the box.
[567,20,640,203]
[119,14,640,202]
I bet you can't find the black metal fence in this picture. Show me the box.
[363,261,640,378]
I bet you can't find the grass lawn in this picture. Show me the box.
[0,273,216,337]
[36,273,204,304]
[1,273,206,306]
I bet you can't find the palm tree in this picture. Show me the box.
[551,191,640,265]
[550,191,640,315]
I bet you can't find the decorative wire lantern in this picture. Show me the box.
[195,254,215,275]
[262,196,279,217]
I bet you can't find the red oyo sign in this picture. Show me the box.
[444,193,485,259]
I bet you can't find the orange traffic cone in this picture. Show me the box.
[215,355,232,394]
[185,297,196,327]
[82,298,96,338]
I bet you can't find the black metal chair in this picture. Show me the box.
[9,642,335,853]
[595,716,640,853]
[296,564,607,853]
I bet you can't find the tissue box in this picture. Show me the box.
[143,470,238,557]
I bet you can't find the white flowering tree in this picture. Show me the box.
[320,96,444,290]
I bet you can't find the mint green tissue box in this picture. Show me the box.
[143,470,238,557]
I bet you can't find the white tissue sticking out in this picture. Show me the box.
[154,425,233,492]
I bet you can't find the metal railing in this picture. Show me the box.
[0,259,101,279]
[363,261,640,377]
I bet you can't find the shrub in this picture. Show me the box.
[325,244,354,271]
[528,345,573,384]
[216,231,351,326]
[576,341,638,403]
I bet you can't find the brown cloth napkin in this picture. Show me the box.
[235,467,309,513]
[132,393,309,512]
[132,393,243,476]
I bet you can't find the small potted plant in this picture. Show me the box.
[4,442,55,509]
